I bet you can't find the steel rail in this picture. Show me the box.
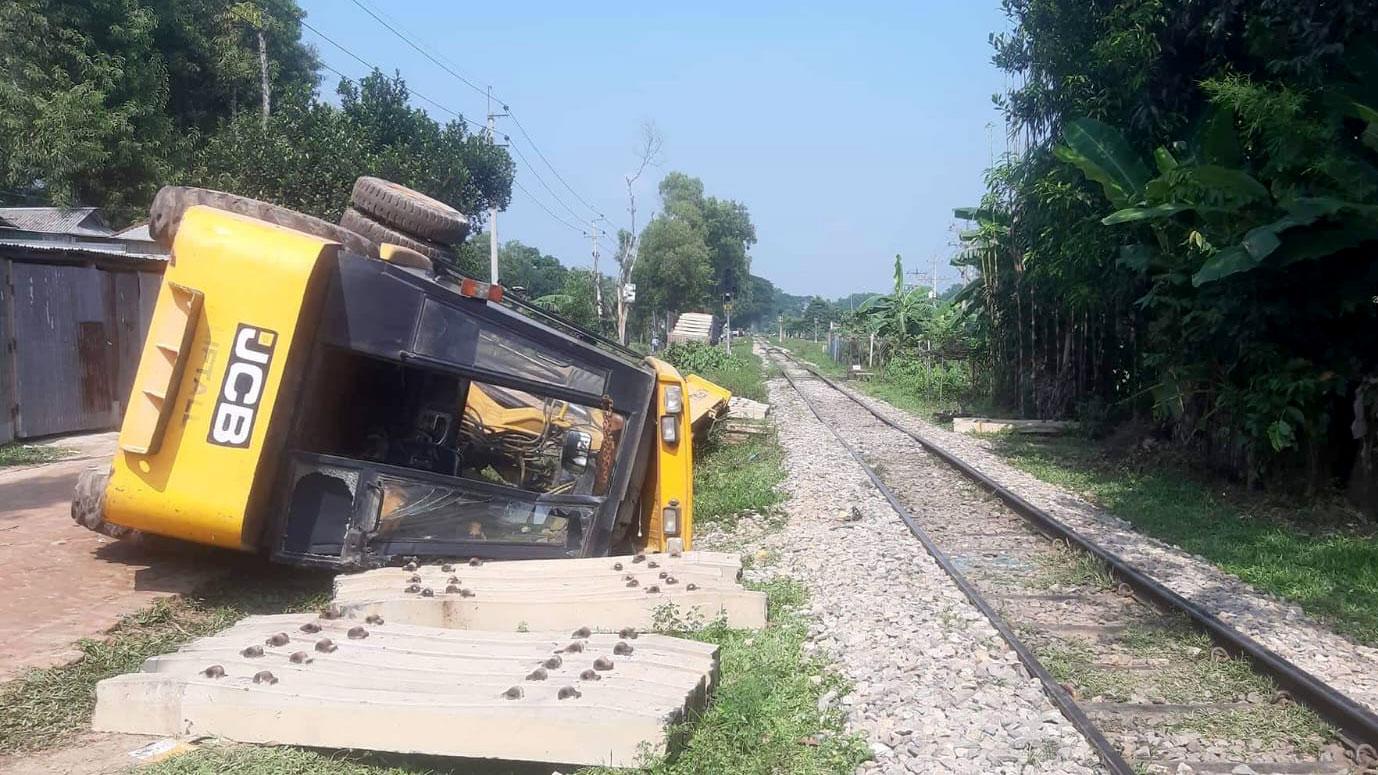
[770,345,1378,764]
[771,354,1137,775]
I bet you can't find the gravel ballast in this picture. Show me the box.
[699,347,1104,774]
[803,359,1378,722]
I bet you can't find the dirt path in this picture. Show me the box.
[0,434,225,683]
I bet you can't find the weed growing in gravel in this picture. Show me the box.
[0,561,330,755]
[134,745,436,775]
[1033,543,1115,590]
[1166,705,1330,755]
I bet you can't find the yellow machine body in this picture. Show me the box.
[639,357,697,553]
[103,207,329,549]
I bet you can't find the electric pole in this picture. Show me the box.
[590,226,603,318]
[486,88,508,284]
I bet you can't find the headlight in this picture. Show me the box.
[664,385,684,414]
[660,415,678,444]
[663,500,680,535]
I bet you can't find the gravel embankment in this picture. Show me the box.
[699,349,1104,774]
[810,365,1378,720]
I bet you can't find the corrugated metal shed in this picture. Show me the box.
[0,232,166,443]
[0,207,113,237]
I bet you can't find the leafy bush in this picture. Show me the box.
[663,342,732,373]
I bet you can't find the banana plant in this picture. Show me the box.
[1055,116,1378,286]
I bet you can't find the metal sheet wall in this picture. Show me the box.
[6,261,161,440]
[0,260,14,444]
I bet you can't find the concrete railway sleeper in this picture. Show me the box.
[766,344,1378,774]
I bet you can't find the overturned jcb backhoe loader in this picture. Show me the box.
[74,180,729,568]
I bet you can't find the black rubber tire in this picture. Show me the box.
[350,177,469,245]
[71,465,134,539]
[148,186,376,257]
[340,207,459,265]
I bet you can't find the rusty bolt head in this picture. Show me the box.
[658,571,668,579]
[320,605,344,620]
[315,638,338,653]
[625,579,639,588]
[408,574,422,584]
[612,562,623,571]
[1210,646,1230,662]
[468,557,483,567]
[420,587,435,598]
[460,588,475,598]
[241,645,265,658]
[1116,582,1134,598]
[645,585,661,594]
[404,584,421,594]
[202,664,225,678]
[623,573,635,582]
[665,576,678,585]
[441,564,454,572]
[299,622,322,634]
[686,583,699,591]
[526,667,549,681]
[446,584,462,594]
[632,553,646,564]
[1271,690,1294,706]
[503,686,524,700]
[543,655,563,670]
[347,626,369,640]
[403,561,418,572]
[252,670,278,685]
[593,657,614,671]
[563,641,585,653]
[618,627,638,640]
[647,560,659,569]
[447,575,460,585]
[613,641,634,656]
[265,632,290,647]
[365,614,384,625]
[579,669,601,681]
[572,626,592,639]
[289,651,312,664]
[557,686,581,700]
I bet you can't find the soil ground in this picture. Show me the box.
[0,433,229,684]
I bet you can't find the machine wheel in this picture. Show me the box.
[350,177,469,245]
[71,466,133,539]
[340,207,459,265]
[149,186,377,258]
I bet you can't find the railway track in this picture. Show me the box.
[765,344,1378,775]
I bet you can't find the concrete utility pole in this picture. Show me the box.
[778,315,783,343]
[590,226,603,318]
[486,88,508,284]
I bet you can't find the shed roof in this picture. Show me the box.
[0,207,112,236]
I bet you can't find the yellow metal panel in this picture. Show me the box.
[639,358,702,552]
[685,373,731,434]
[104,206,331,550]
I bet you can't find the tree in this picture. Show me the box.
[614,122,664,344]
[498,240,568,298]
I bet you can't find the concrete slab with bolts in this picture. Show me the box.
[332,551,766,631]
[93,615,719,767]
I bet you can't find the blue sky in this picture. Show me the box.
[298,1,1012,297]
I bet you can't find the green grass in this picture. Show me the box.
[990,434,1378,646]
[780,338,986,419]
[693,435,786,527]
[0,561,330,755]
[683,338,768,403]
[0,442,74,467]
[581,578,870,775]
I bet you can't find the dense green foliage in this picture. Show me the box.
[633,173,757,335]
[958,0,1378,500]
[0,0,511,229]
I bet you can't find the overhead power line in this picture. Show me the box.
[300,20,486,133]
[342,0,605,220]
[506,142,593,227]
[512,180,585,234]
